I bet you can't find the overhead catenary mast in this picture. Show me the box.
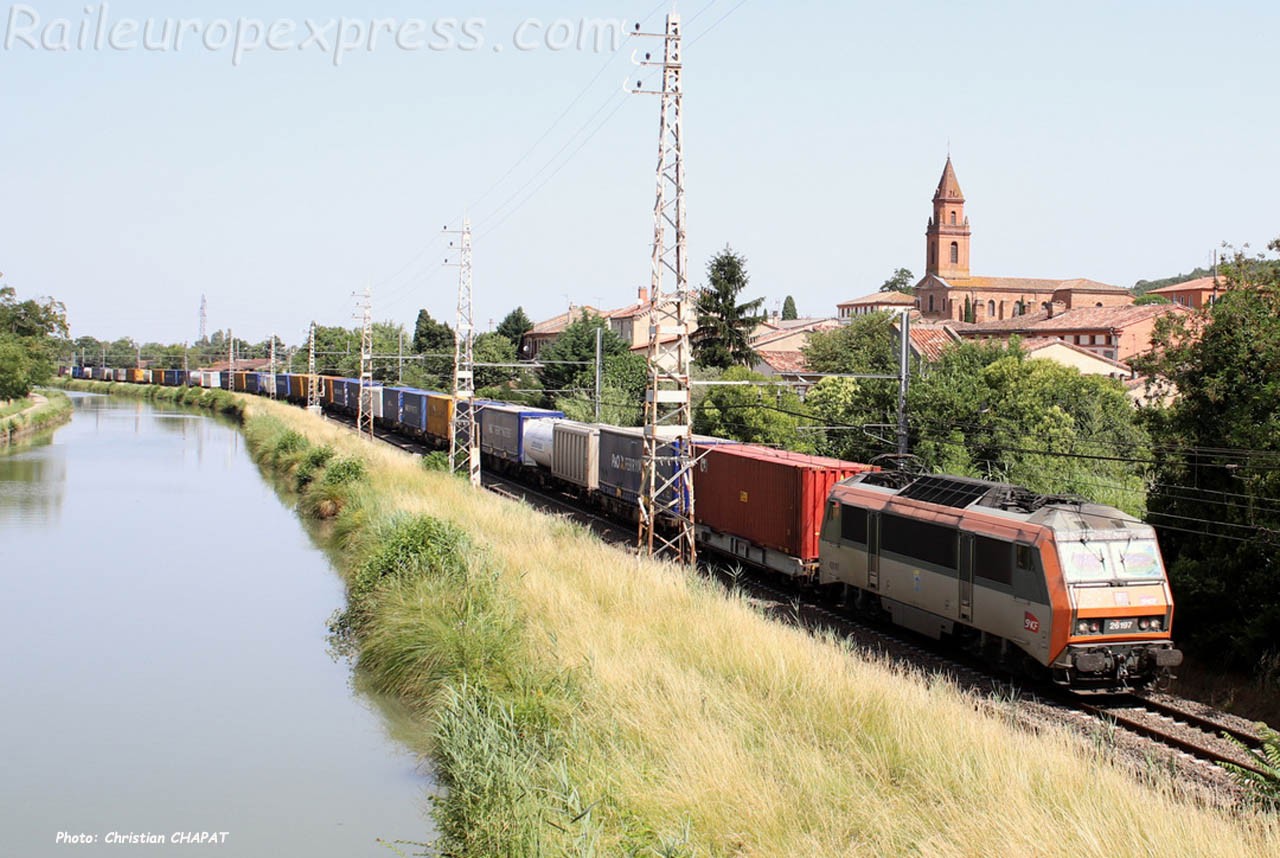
[446,218,480,487]
[355,286,375,439]
[633,12,696,564]
[307,321,321,414]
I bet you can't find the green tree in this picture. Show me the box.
[1133,239,1280,670]
[473,332,519,390]
[880,267,915,294]
[694,366,814,450]
[412,310,455,386]
[289,325,358,377]
[1133,294,1172,306]
[496,307,534,353]
[537,311,629,405]
[781,295,798,321]
[0,285,69,385]
[694,246,766,369]
[0,335,34,400]
[802,311,899,375]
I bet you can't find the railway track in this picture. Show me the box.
[1073,694,1267,776]
[316,404,1268,799]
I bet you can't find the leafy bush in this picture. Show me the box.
[336,513,472,639]
[321,456,366,487]
[420,450,450,472]
[1222,724,1280,809]
[293,445,334,491]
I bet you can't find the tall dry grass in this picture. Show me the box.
[242,395,1280,857]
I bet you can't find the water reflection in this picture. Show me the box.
[0,393,434,857]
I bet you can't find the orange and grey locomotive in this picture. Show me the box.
[819,473,1183,689]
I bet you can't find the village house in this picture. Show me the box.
[836,290,917,319]
[1143,275,1225,310]
[946,302,1187,363]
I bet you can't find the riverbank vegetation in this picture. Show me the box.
[1,283,69,401]
[0,389,72,445]
[51,379,1280,854]
[241,395,1280,854]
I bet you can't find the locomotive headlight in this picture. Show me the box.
[1089,621,1101,633]
[1150,618,1161,631]
[1138,618,1150,631]
[1077,621,1090,634]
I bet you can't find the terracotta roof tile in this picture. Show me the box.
[1020,337,1133,372]
[1147,276,1224,295]
[958,303,1184,334]
[756,350,809,374]
[528,306,602,335]
[908,325,960,362]
[838,291,917,308]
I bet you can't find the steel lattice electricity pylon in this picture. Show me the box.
[446,218,480,487]
[633,13,696,564]
[307,321,321,414]
[355,286,375,440]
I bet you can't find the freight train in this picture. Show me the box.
[66,365,1183,689]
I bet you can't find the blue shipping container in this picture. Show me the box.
[400,389,429,434]
[381,387,406,427]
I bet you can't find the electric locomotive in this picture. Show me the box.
[819,472,1183,689]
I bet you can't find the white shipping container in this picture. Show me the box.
[523,419,556,469]
[552,420,600,491]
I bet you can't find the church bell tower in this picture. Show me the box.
[925,156,970,280]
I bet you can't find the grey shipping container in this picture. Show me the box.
[598,427,739,511]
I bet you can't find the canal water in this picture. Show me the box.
[0,393,435,856]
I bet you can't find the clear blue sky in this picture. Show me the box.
[2,0,1276,346]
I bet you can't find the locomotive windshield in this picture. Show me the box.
[1058,539,1164,584]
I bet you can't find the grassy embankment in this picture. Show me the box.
[0,388,73,445]
[55,379,1280,855]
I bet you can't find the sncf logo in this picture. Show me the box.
[1023,612,1041,634]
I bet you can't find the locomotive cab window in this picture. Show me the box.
[840,504,868,544]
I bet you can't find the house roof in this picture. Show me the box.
[755,350,810,374]
[925,274,1125,294]
[951,302,1184,335]
[751,319,841,349]
[1147,276,1224,295]
[527,306,602,336]
[907,325,961,362]
[838,290,917,308]
[1019,337,1133,373]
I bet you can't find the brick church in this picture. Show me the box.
[914,158,1132,322]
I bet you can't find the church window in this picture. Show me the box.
[950,211,956,225]
[987,300,995,317]
[950,242,959,264]
[930,246,936,266]
[928,294,935,313]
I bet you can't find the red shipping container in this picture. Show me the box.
[693,444,876,562]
